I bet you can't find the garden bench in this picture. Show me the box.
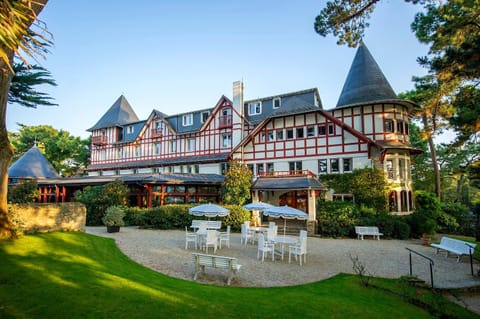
[190,220,222,231]
[430,236,476,262]
[355,226,383,240]
[192,253,241,285]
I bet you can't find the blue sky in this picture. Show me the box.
[7,0,429,139]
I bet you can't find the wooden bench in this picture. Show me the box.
[431,236,477,262]
[190,220,222,231]
[355,226,383,240]
[192,253,241,285]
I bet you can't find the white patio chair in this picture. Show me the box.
[218,225,231,248]
[205,229,218,254]
[185,226,197,250]
[241,223,254,246]
[266,227,276,243]
[299,230,307,240]
[289,236,307,266]
[257,233,275,262]
[269,221,276,229]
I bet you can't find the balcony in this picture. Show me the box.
[218,115,232,129]
[92,135,108,146]
[151,128,163,138]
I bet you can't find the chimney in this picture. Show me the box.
[232,80,244,116]
[232,80,245,160]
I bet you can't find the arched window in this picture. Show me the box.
[388,191,398,212]
[400,190,408,212]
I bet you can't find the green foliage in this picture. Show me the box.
[8,62,57,108]
[317,201,360,238]
[222,205,250,231]
[74,180,128,226]
[221,159,252,205]
[7,180,39,203]
[10,124,90,176]
[359,213,411,239]
[440,202,472,236]
[141,205,193,229]
[123,206,145,226]
[320,167,387,211]
[102,206,125,227]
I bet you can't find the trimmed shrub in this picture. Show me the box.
[8,180,39,204]
[317,201,360,238]
[223,205,250,231]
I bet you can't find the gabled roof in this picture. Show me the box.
[87,95,139,131]
[336,42,398,108]
[252,176,326,190]
[9,145,60,179]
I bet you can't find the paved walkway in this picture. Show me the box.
[86,227,480,313]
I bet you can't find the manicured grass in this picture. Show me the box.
[0,232,478,319]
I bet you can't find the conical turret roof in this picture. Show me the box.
[9,145,60,179]
[87,95,139,131]
[336,42,398,108]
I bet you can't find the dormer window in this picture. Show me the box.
[127,125,134,134]
[201,111,210,123]
[248,102,262,115]
[183,114,193,126]
[273,97,281,109]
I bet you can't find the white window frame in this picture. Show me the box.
[248,101,262,115]
[171,140,177,153]
[182,114,193,126]
[222,134,231,148]
[201,111,210,123]
[273,97,281,109]
[154,143,161,155]
[343,158,352,172]
[187,138,195,152]
[127,125,134,134]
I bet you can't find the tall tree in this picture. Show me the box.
[221,159,253,206]
[0,0,49,238]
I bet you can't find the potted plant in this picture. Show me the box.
[421,218,437,245]
[102,206,125,233]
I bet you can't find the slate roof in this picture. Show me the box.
[336,42,398,108]
[87,95,139,131]
[86,154,229,171]
[9,145,60,179]
[37,173,225,186]
[252,176,326,190]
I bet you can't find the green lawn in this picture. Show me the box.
[0,232,478,319]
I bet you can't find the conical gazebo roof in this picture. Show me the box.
[336,42,398,108]
[8,145,60,179]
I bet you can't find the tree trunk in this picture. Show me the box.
[0,0,48,238]
[0,51,14,238]
[427,135,441,199]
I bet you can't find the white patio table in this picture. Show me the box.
[271,236,298,261]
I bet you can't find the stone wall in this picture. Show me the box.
[14,202,86,233]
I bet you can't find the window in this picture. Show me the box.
[267,130,274,142]
[318,159,327,174]
[399,158,406,180]
[221,162,230,175]
[343,158,352,172]
[273,97,281,109]
[222,134,231,148]
[397,120,404,134]
[127,125,134,134]
[385,119,394,133]
[257,163,264,175]
[386,160,394,179]
[117,147,123,159]
[405,123,409,135]
[187,138,195,152]
[170,140,177,153]
[307,126,315,137]
[287,129,294,139]
[135,145,141,157]
[154,143,161,155]
[182,113,193,126]
[328,123,335,135]
[330,158,339,173]
[194,165,199,174]
[289,161,302,173]
[248,102,262,115]
[260,132,265,142]
[296,127,304,138]
[266,162,274,174]
[276,129,284,140]
[201,111,210,123]
[318,125,326,136]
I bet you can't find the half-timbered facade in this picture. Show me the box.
[12,42,419,224]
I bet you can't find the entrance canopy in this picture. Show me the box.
[252,175,326,191]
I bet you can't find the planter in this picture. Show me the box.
[107,225,120,233]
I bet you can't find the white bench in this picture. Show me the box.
[431,236,477,262]
[192,253,241,285]
[355,226,383,240]
[190,220,222,231]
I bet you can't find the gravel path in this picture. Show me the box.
[86,226,479,289]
